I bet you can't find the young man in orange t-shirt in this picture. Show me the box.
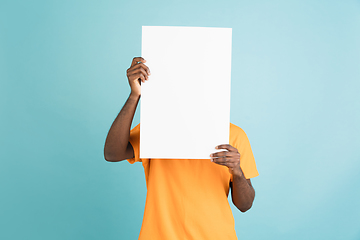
[104,57,259,240]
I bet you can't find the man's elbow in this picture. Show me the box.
[233,198,254,213]
[237,202,253,213]
[104,150,125,162]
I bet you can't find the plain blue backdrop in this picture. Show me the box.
[1,0,360,239]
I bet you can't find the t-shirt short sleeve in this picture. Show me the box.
[230,123,259,179]
[127,124,141,164]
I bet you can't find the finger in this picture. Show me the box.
[215,144,238,152]
[211,156,237,163]
[210,151,233,158]
[129,72,146,83]
[128,67,149,80]
[211,157,238,167]
[130,57,146,67]
[211,155,227,163]
[131,57,146,67]
[212,161,230,167]
[211,158,236,167]
[128,62,150,76]
[211,150,240,157]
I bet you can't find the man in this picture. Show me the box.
[104,57,259,240]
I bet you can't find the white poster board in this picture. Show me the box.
[140,26,232,159]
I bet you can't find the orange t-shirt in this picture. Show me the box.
[128,123,259,240]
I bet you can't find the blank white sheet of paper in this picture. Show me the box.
[140,26,232,159]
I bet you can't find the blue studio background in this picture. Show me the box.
[1,0,360,239]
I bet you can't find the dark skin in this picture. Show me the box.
[104,57,255,212]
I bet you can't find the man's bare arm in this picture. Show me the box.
[230,172,255,212]
[210,144,255,212]
[104,57,150,162]
[104,94,139,161]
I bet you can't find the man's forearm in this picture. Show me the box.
[104,93,140,161]
[231,169,255,212]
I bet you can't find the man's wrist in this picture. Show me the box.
[232,166,244,179]
[129,92,141,100]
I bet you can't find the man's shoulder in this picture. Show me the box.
[229,122,251,147]
[230,122,246,136]
[131,123,140,131]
